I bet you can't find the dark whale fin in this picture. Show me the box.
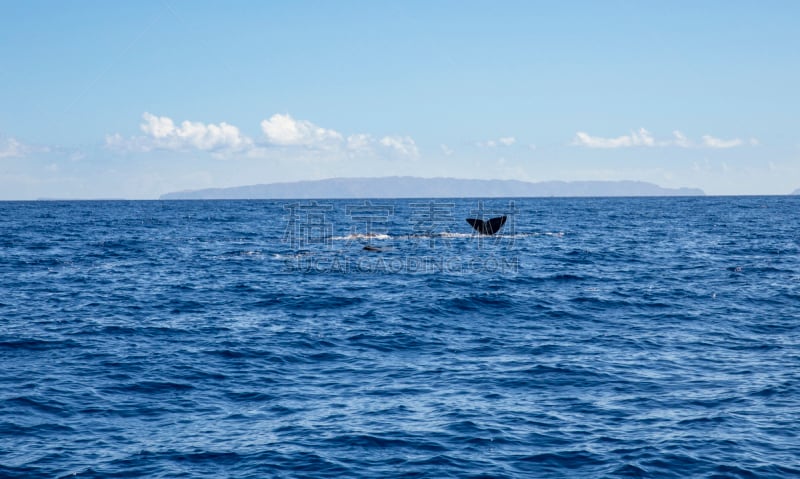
[466,215,507,235]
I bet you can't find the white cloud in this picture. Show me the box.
[108,112,420,161]
[107,113,253,154]
[260,113,342,147]
[146,113,252,151]
[573,128,655,148]
[573,128,756,149]
[672,130,692,148]
[346,133,373,151]
[440,144,454,156]
[140,113,176,139]
[701,135,743,149]
[104,133,132,150]
[0,136,50,159]
[478,136,517,148]
[379,136,419,158]
[0,137,28,159]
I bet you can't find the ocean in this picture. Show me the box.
[1,197,798,478]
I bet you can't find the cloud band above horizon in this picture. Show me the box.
[572,128,757,149]
[106,113,420,161]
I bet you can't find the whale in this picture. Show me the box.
[466,215,507,235]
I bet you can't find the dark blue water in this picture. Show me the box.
[1,197,799,478]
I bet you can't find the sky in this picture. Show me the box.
[1,0,799,199]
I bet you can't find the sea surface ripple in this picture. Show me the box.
[1,197,799,478]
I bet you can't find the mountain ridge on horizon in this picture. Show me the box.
[160,176,705,200]
[160,176,705,199]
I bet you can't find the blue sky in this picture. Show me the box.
[1,0,798,199]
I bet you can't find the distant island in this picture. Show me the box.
[793,188,800,195]
[160,177,705,200]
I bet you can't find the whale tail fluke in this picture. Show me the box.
[466,215,507,235]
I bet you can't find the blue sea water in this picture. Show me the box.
[1,197,799,478]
